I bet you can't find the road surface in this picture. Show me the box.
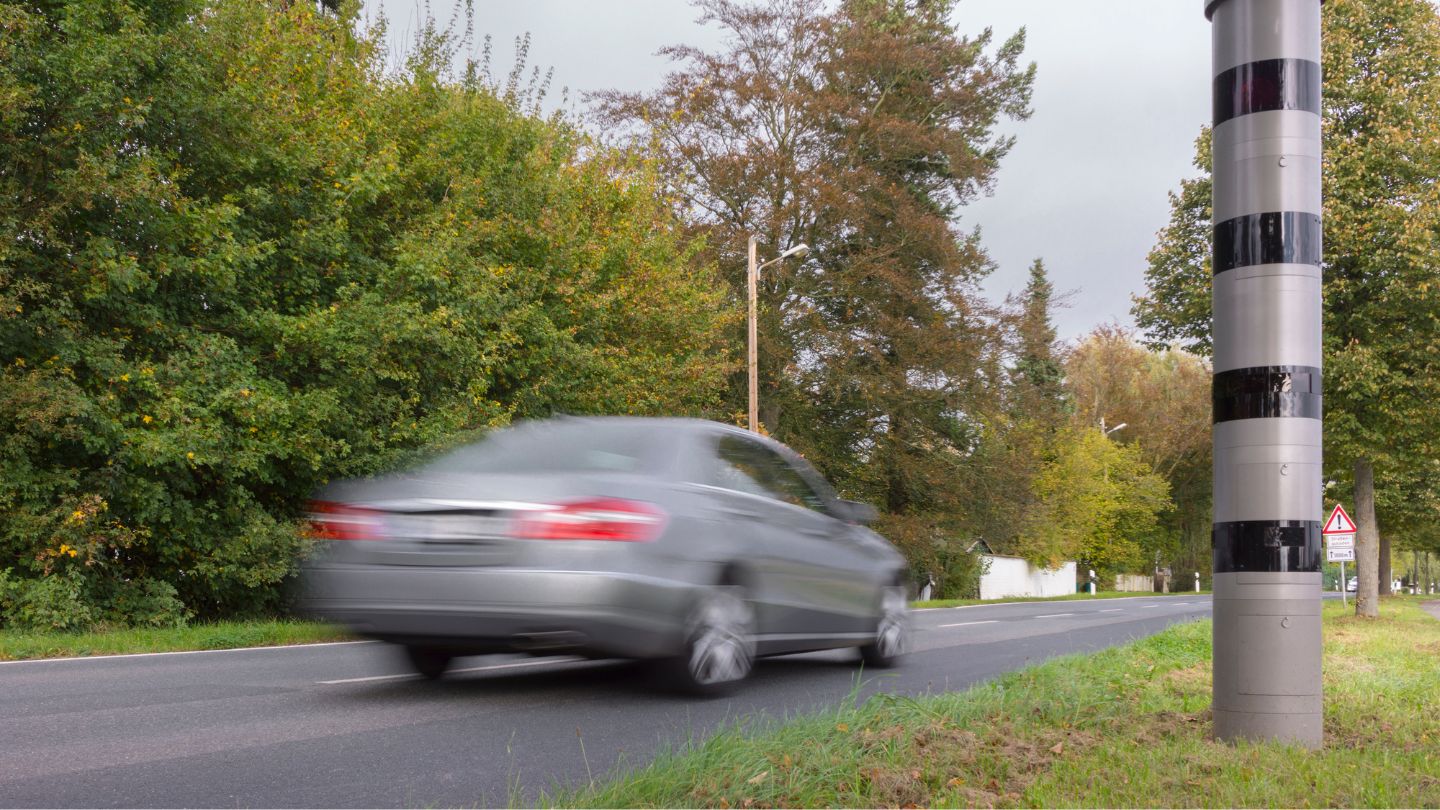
[0,595,1212,807]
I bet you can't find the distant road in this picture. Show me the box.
[0,595,1212,808]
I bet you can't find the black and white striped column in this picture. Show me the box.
[1206,0,1323,747]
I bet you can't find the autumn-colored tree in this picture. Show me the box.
[1129,0,1440,615]
[1064,327,1212,578]
[594,0,1035,575]
[0,0,732,627]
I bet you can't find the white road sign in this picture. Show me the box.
[1328,546,1355,562]
[1328,533,1355,550]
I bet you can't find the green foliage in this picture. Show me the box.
[1130,0,1440,569]
[1130,128,1213,356]
[1016,427,1173,574]
[0,0,732,626]
[0,569,93,632]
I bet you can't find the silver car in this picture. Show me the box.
[300,416,909,693]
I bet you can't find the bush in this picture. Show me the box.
[0,570,93,632]
[0,568,189,632]
[100,578,191,629]
[0,1,732,621]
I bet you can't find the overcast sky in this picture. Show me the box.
[372,1,1214,344]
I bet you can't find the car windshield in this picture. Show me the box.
[424,421,673,476]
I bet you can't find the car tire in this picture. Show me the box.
[859,585,908,668]
[666,585,756,695]
[404,645,454,679]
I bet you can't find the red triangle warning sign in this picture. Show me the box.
[1323,503,1357,534]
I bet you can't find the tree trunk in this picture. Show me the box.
[1354,458,1380,617]
[1378,535,1392,595]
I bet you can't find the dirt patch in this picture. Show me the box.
[846,718,1103,808]
[1128,707,1211,746]
[1163,664,1211,694]
[1417,641,1440,655]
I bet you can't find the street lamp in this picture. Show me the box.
[1100,419,1127,437]
[748,236,810,433]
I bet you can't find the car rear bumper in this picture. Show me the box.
[299,565,694,658]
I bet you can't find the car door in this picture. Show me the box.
[752,444,885,637]
[707,433,878,644]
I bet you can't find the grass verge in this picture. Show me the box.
[562,595,1440,808]
[0,619,354,661]
[912,590,1207,609]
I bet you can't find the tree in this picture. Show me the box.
[1064,327,1212,578]
[1129,0,1440,616]
[0,0,733,627]
[594,0,1035,575]
[968,259,1069,554]
[1014,426,1172,575]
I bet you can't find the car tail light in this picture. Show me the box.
[307,500,383,540]
[510,498,667,542]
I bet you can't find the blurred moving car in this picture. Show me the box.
[300,417,909,693]
[1346,576,1357,592]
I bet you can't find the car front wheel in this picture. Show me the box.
[859,585,908,668]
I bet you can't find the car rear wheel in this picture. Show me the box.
[859,585,908,668]
[404,645,454,679]
[668,586,755,695]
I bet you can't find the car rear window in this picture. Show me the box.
[423,421,672,475]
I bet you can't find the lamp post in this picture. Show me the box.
[747,236,810,433]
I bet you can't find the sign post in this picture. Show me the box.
[1324,504,1358,609]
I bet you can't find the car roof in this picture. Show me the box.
[544,415,792,450]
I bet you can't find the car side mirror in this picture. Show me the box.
[838,499,878,525]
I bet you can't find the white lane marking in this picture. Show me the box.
[1143,605,1160,608]
[1100,609,1125,613]
[913,594,1203,612]
[317,656,586,685]
[938,620,999,628]
[0,640,377,666]
[1034,613,1074,618]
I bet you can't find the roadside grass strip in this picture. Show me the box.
[912,591,1208,609]
[560,596,1440,808]
[0,619,354,661]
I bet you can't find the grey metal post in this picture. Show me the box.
[1206,0,1324,747]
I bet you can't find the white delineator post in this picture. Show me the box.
[1206,0,1325,747]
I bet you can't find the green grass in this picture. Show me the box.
[0,619,354,661]
[912,590,1207,609]
[560,595,1440,808]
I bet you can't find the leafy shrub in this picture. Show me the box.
[0,570,94,632]
[0,1,732,622]
[99,578,191,629]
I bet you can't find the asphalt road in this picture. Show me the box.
[0,594,1213,808]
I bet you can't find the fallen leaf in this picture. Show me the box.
[836,723,849,732]
[947,777,966,787]
[1050,742,1064,754]
[747,770,769,785]
[718,800,732,809]
[909,769,922,780]
[782,754,793,769]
